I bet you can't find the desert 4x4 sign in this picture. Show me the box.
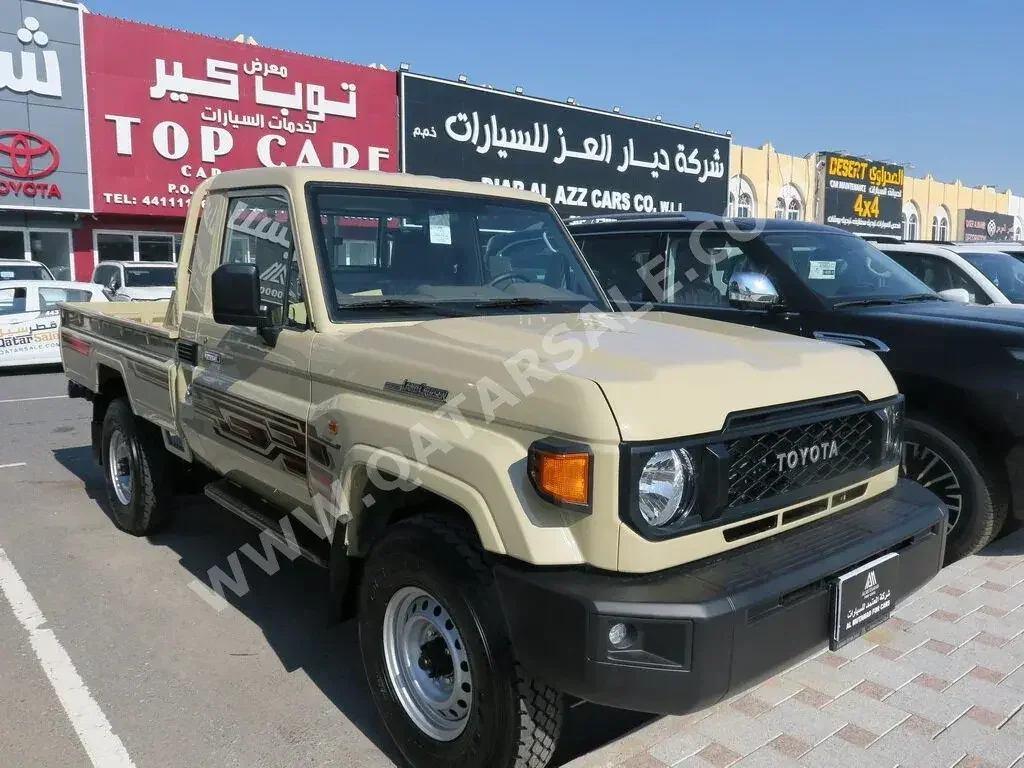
[815,151,904,234]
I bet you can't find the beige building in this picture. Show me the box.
[729,143,1023,242]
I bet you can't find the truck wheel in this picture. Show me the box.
[100,397,174,536]
[359,514,563,768]
[903,415,1007,562]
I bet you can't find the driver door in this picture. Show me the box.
[180,189,315,511]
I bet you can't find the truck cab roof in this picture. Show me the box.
[201,166,549,205]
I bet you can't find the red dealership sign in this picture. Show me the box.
[84,16,398,215]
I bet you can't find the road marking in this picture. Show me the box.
[0,462,26,469]
[0,545,136,768]
[0,395,65,404]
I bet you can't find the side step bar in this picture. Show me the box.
[204,479,329,568]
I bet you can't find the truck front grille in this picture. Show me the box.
[725,411,877,509]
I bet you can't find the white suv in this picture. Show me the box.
[871,241,1024,306]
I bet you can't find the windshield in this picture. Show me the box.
[757,232,933,304]
[0,264,52,281]
[959,252,1024,303]
[123,267,176,288]
[308,186,605,317]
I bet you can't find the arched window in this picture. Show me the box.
[728,176,757,218]
[931,206,950,241]
[727,192,736,218]
[903,201,921,240]
[737,193,753,218]
[906,213,919,240]
[775,183,804,222]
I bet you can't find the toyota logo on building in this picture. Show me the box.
[0,130,60,180]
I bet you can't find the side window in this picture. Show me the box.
[667,231,770,307]
[222,194,306,328]
[946,266,987,304]
[577,234,661,303]
[884,252,952,292]
[38,287,92,311]
[0,287,27,315]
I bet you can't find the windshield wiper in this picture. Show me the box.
[832,298,900,308]
[336,299,465,317]
[895,293,943,303]
[474,297,554,309]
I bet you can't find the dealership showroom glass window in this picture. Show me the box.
[0,227,74,280]
[94,231,183,263]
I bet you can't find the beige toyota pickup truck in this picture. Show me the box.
[60,167,945,768]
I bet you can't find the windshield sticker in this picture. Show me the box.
[809,260,837,280]
[428,214,452,245]
[0,271,13,279]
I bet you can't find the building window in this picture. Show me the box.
[774,183,804,222]
[902,201,921,240]
[1017,226,1023,242]
[931,206,950,241]
[728,176,757,218]
[737,193,753,218]
[727,192,736,217]
[905,213,919,240]
[95,231,182,264]
[0,227,73,280]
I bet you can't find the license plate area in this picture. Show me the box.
[830,552,899,651]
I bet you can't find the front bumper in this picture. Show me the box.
[494,479,946,715]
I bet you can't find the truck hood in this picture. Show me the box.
[322,310,896,442]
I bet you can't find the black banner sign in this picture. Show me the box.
[816,152,904,234]
[400,73,730,218]
[959,209,1015,242]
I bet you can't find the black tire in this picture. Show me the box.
[358,514,563,768]
[903,414,1007,562]
[100,397,174,536]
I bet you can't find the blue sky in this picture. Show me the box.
[90,0,1024,192]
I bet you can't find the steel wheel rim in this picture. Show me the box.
[108,429,133,506]
[902,440,962,533]
[382,586,473,741]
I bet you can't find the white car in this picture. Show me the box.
[874,242,1024,306]
[90,261,177,301]
[0,281,108,369]
[0,259,55,281]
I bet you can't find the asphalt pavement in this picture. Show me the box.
[0,368,649,768]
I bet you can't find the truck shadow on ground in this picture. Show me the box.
[53,445,656,767]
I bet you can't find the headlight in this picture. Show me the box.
[638,448,697,526]
[881,400,904,462]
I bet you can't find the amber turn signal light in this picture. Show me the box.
[528,440,592,509]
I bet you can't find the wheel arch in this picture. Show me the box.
[90,362,130,466]
[338,447,506,559]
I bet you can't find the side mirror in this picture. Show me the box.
[212,263,262,326]
[728,272,780,310]
[938,288,971,304]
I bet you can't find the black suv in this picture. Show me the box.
[568,213,1024,561]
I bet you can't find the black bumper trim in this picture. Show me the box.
[494,479,946,715]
